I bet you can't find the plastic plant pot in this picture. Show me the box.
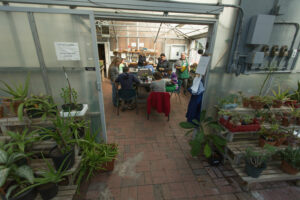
[7,187,37,200]
[38,183,58,200]
[272,100,283,108]
[49,146,75,171]
[245,161,266,178]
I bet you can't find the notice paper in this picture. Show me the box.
[139,43,144,47]
[55,42,80,61]
[121,53,126,59]
[196,56,210,75]
[131,43,137,47]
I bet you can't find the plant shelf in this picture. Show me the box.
[35,185,77,200]
[231,161,300,191]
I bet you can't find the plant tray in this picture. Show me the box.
[219,118,260,132]
[60,104,88,117]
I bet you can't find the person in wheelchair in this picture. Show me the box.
[115,67,140,111]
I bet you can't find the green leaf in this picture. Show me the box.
[211,135,226,146]
[17,103,24,121]
[0,149,8,164]
[192,119,200,125]
[200,110,206,122]
[185,129,194,136]
[6,184,18,199]
[179,122,196,129]
[204,143,212,158]
[7,153,26,165]
[189,140,202,157]
[15,165,34,184]
[0,168,10,187]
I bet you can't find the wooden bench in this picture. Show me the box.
[226,140,287,165]
[232,162,300,191]
[35,185,77,200]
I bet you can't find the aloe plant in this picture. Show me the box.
[272,85,289,101]
[280,146,300,170]
[18,95,58,121]
[245,145,276,168]
[0,74,30,101]
[179,110,226,158]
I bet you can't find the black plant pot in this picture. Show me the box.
[49,146,75,171]
[15,157,28,166]
[62,103,83,112]
[26,109,43,118]
[38,183,58,200]
[208,152,222,166]
[245,161,266,178]
[7,188,37,200]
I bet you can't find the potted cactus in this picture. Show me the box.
[271,85,289,108]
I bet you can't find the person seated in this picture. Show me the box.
[144,61,154,73]
[156,53,170,75]
[150,72,167,92]
[166,68,178,92]
[115,67,140,110]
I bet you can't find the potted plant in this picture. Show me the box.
[75,131,118,186]
[0,74,30,115]
[18,95,57,121]
[271,85,289,108]
[280,146,300,175]
[291,109,300,125]
[20,156,72,200]
[42,115,75,171]
[180,110,226,166]
[289,81,300,106]
[218,94,239,109]
[238,91,250,108]
[218,109,232,121]
[0,148,36,200]
[244,145,276,178]
[60,87,82,112]
[4,129,39,163]
[258,127,277,147]
[250,96,265,110]
[241,114,253,125]
[70,119,88,140]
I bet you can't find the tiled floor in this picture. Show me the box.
[77,79,300,200]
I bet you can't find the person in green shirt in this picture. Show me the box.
[119,58,126,73]
[175,52,189,95]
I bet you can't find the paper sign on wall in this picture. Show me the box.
[196,56,210,75]
[139,43,144,47]
[131,43,136,47]
[54,42,80,61]
[121,53,126,59]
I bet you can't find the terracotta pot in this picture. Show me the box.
[12,100,22,114]
[272,100,283,108]
[281,160,299,175]
[275,136,286,146]
[250,99,265,110]
[242,98,250,108]
[0,106,3,118]
[101,159,115,172]
[281,117,290,127]
[259,137,276,147]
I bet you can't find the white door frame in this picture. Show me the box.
[97,41,111,78]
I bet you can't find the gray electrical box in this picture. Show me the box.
[246,14,275,45]
[246,52,264,64]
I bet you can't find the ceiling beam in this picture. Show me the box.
[2,0,224,15]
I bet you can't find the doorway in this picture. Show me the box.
[97,43,106,78]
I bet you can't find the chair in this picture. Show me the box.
[170,79,182,103]
[116,89,138,115]
[147,92,170,121]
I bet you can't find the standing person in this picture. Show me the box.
[108,57,121,107]
[150,72,167,92]
[138,52,146,68]
[175,52,189,95]
[156,53,170,75]
[119,58,126,73]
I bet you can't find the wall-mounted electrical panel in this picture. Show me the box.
[246,14,275,45]
[246,51,264,64]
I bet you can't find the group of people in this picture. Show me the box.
[108,52,191,111]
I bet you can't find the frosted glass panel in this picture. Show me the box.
[0,12,39,67]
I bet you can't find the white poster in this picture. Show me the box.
[54,42,80,61]
[131,43,136,47]
[139,43,144,47]
[121,53,126,59]
[196,56,210,75]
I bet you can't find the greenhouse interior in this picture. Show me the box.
[0,0,300,200]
